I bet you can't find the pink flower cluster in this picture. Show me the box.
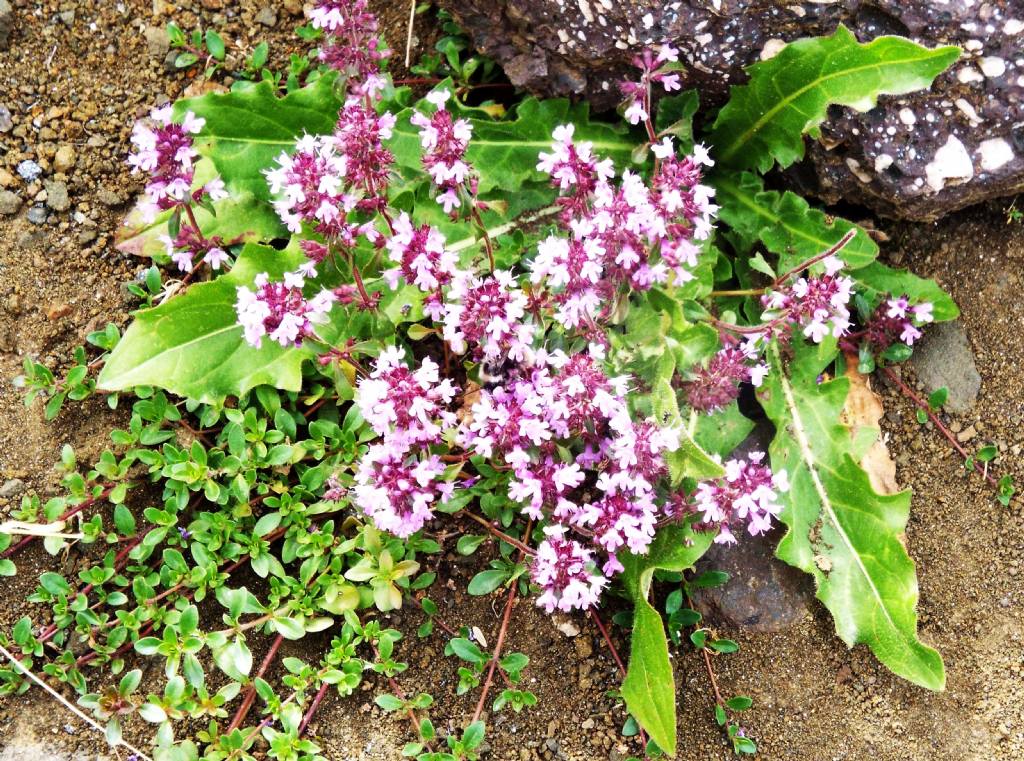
[865,295,934,349]
[442,270,534,361]
[692,452,789,544]
[311,0,390,96]
[353,348,458,537]
[159,227,230,273]
[383,212,460,319]
[762,255,854,344]
[265,104,395,239]
[128,106,228,223]
[531,526,608,614]
[531,129,716,327]
[235,269,335,349]
[411,89,476,214]
[685,337,769,413]
[457,348,681,607]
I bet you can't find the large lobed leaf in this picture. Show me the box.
[714,171,879,272]
[176,76,345,200]
[98,243,310,402]
[710,25,959,172]
[759,341,945,690]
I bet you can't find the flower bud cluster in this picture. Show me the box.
[865,296,934,349]
[685,337,769,413]
[311,0,390,97]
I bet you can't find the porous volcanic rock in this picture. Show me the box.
[439,0,1024,221]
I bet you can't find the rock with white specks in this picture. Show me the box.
[440,0,1024,220]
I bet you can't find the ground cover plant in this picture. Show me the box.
[4,3,1012,758]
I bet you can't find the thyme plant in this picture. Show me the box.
[5,3,996,758]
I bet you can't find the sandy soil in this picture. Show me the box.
[1,2,1023,760]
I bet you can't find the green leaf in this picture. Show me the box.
[467,568,507,596]
[389,91,635,198]
[621,598,677,756]
[98,243,310,402]
[116,163,284,259]
[761,341,945,690]
[177,76,344,200]
[715,172,878,272]
[618,523,714,756]
[205,29,225,61]
[650,379,724,484]
[850,262,959,322]
[710,25,959,172]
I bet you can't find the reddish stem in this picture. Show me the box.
[298,681,330,735]
[2,485,116,560]
[470,520,532,724]
[878,363,1016,505]
[229,634,284,732]
[471,581,516,723]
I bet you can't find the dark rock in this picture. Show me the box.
[909,320,981,413]
[0,0,12,50]
[439,0,1024,221]
[691,421,814,632]
[692,528,814,632]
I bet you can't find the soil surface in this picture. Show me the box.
[1,2,1023,760]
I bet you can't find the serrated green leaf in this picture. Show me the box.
[761,341,944,690]
[710,26,959,172]
[177,76,344,200]
[715,172,878,272]
[98,243,310,402]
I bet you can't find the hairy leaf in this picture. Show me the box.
[710,25,958,172]
[760,341,945,690]
[715,172,878,271]
[620,524,715,757]
[98,243,309,402]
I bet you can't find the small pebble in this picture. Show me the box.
[0,189,20,215]
[27,204,48,224]
[17,160,42,182]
